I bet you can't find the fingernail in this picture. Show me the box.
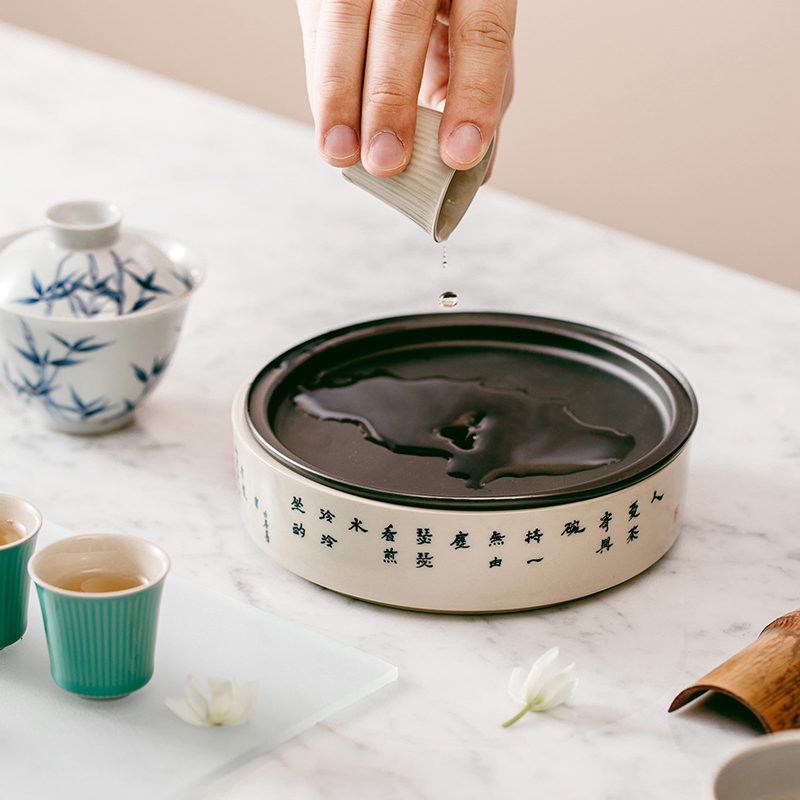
[323,125,359,161]
[445,124,483,166]
[367,131,406,173]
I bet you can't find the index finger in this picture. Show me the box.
[307,0,373,167]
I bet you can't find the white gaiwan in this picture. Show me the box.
[0,201,204,434]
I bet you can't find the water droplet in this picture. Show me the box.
[438,291,458,308]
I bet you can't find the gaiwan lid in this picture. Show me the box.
[0,200,194,318]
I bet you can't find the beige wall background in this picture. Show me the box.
[1,1,798,291]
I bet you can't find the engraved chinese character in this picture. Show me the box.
[629,501,640,520]
[651,491,664,503]
[291,496,305,513]
[525,529,543,543]
[489,557,502,568]
[416,528,432,545]
[381,524,398,541]
[562,520,585,536]
[527,557,544,564]
[489,531,505,546]
[596,537,613,554]
[262,511,269,543]
[319,509,335,523]
[416,552,433,568]
[599,511,612,531]
[254,496,259,509]
[450,532,470,549]
[627,526,639,543]
[292,522,306,538]
[383,548,398,564]
[321,534,337,548]
[349,518,368,532]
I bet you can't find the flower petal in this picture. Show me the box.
[165,697,212,727]
[536,664,571,695]
[532,670,578,711]
[206,678,235,725]
[184,676,210,721]
[507,667,526,703]
[223,681,259,726]
[504,649,577,725]
[545,675,578,710]
[521,647,560,698]
[167,676,259,728]
[207,676,233,696]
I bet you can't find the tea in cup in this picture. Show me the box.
[0,493,43,649]
[28,533,170,698]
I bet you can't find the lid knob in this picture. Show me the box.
[45,200,122,250]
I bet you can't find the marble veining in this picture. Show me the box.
[1,21,799,800]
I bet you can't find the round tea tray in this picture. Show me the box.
[233,313,697,612]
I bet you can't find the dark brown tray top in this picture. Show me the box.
[247,313,697,510]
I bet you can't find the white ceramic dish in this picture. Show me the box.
[0,204,204,434]
[233,313,697,613]
[709,731,800,800]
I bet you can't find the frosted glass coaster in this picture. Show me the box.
[1,522,397,799]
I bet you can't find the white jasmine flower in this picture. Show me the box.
[166,676,258,727]
[501,647,577,728]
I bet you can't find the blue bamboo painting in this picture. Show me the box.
[2,318,174,425]
[122,353,172,413]
[14,249,175,317]
[2,319,114,419]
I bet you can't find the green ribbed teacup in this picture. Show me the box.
[0,493,43,649]
[28,533,170,699]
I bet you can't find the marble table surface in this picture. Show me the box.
[2,21,799,800]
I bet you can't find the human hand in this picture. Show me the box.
[296,0,516,178]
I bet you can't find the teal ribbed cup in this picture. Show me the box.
[0,493,43,649]
[28,533,170,698]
